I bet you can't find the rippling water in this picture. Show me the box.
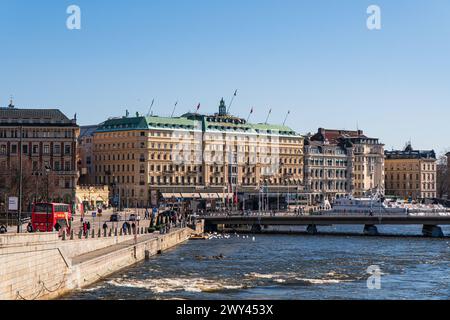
[66,225,450,300]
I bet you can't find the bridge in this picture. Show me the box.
[202,214,450,237]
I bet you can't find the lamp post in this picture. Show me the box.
[44,165,51,232]
[17,126,23,233]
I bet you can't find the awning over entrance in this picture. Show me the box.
[162,193,182,199]
[200,193,220,199]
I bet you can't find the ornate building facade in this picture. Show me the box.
[93,100,304,208]
[385,145,437,199]
[0,101,79,209]
[304,136,350,205]
[306,128,384,201]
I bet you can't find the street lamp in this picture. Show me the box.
[44,165,52,232]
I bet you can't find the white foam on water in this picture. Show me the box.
[106,277,243,294]
[295,278,349,284]
[245,272,278,279]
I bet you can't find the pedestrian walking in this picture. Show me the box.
[83,222,88,236]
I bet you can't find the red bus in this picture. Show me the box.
[32,203,72,233]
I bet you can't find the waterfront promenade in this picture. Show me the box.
[0,222,203,300]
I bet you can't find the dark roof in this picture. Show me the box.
[0,107,76,126]
[385,145,436,160]
[311,128,367,144]
[79,125,98,138]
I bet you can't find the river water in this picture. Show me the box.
[66,225,450,300]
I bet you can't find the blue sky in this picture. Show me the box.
[0,0,449,154]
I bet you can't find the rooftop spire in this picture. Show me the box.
[8,95,14,108]
[219,98,227,116]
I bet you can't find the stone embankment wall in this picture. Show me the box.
[0,224,202,300]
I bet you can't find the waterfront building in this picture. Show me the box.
[308,128,385,199]
[92,99,304,209]
[77,125,98,185]
[385,144,437,199]
[0,101,79,209]
[303,133,350,205]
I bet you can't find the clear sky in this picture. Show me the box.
[0,0,449,154]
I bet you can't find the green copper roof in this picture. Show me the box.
[96,117,148,132]
[146,116,198,129]
[95,113,300,136]
[250,123,296,133]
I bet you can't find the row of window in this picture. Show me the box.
[0,129,74,139]
[386,173,435,181]
[0,143,71,156]
[387,164,436,171]
[385,183,436,190]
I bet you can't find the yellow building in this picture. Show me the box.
[75,185,110,213]
[385,144,436,199]
[93,100,304,209]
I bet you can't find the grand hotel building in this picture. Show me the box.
[93,99,304,208]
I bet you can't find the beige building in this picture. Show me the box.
[385,144,436,199]
[0,101,79,209]
[93,100,304,209]
[307,128,385,199]
[304,133,350,205]
[77,125,98,185]
[74,185,110,213]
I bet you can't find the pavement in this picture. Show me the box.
[71,208,151,233]
[1,208,153,234]
[71,232,161,265]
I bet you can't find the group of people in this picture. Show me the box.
[81,219,91,236]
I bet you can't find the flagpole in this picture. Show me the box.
[146,98,155,117]
[246,107,254,123]
[171,101,178,118]
[265,109,272,124]
[227,89,238,114]
[283,110,291,126]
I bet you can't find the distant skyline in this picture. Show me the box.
[0,0,449,154]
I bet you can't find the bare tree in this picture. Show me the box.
[436,151,449,199]
[0,161,58,212]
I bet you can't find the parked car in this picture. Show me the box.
[0,225,7,234]
[110,213,122,222]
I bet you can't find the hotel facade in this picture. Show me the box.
[93,100,304,209]
[385,145,437,199]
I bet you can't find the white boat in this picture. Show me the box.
[326,192,450,217]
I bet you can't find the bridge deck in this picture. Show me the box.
[203,215,450,226]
